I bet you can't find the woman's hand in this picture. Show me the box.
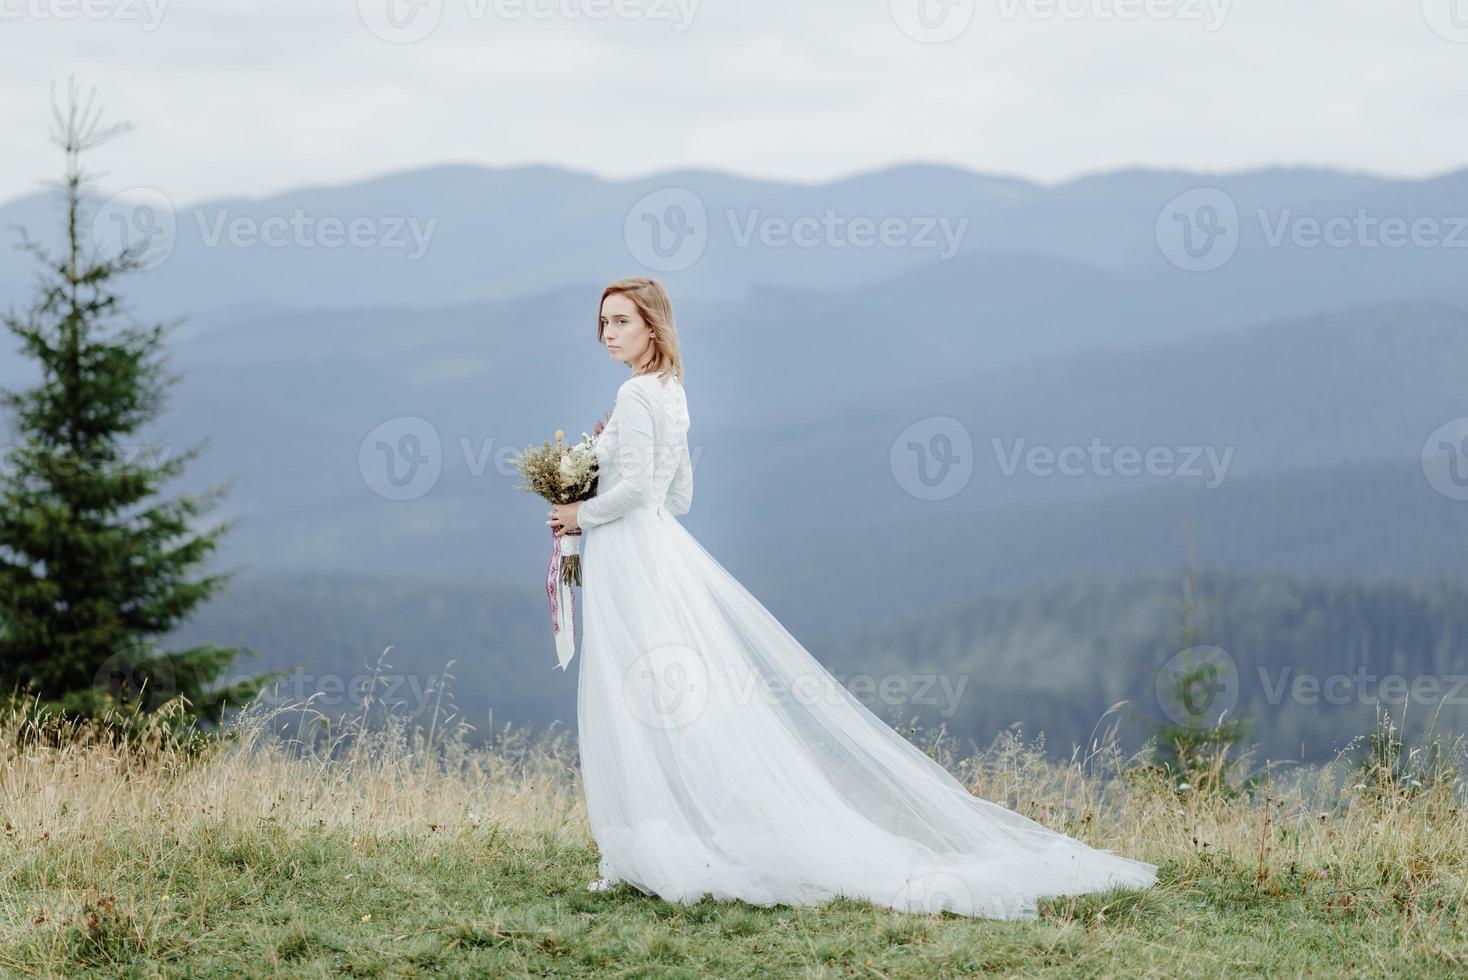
[548,501,581,535]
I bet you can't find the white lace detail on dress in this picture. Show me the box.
[579,374,691,529]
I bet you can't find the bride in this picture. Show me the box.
[547,277,1158,919]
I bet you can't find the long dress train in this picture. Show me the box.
[573,371,1157,919]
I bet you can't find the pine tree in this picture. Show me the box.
[0,81,276,732]
[1148,545,1252,797]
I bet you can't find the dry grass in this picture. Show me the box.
[1,685,1465,976]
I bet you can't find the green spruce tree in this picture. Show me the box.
[0,81,275,733]
[1148,542,1252,797]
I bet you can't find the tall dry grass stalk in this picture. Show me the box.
[1,681,586,849]
[6,689,1467,885]
[907,713,1468,910]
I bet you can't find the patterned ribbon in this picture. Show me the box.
[546,528,581,670]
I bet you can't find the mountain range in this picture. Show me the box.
[2,159,1465,755]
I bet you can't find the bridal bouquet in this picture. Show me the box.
[509,424,602,669]
[511,428,600,584]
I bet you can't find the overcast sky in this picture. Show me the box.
[3,0,1466,205]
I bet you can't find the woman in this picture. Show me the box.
[547,277,1158,919]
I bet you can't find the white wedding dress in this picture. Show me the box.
[573,372,1158,919]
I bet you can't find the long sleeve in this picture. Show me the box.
[578,380,657,530]
[663,443,693,517]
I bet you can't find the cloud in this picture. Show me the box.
[0,0,1463,204]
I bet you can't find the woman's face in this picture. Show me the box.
[601,293,653,370]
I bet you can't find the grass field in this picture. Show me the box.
[2,691,1466,978]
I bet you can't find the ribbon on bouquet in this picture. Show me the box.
[545,528,581,670]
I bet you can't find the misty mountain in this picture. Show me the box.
[24,296,1450,605]
[2,161,1465,328]
[4,160,1464,766]
[830,567,1468,764]
[170,566,1468,764]
[10,293,1455,684]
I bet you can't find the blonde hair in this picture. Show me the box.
[597,277,685,385]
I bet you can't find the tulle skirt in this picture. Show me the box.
[576,505,1158,919]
